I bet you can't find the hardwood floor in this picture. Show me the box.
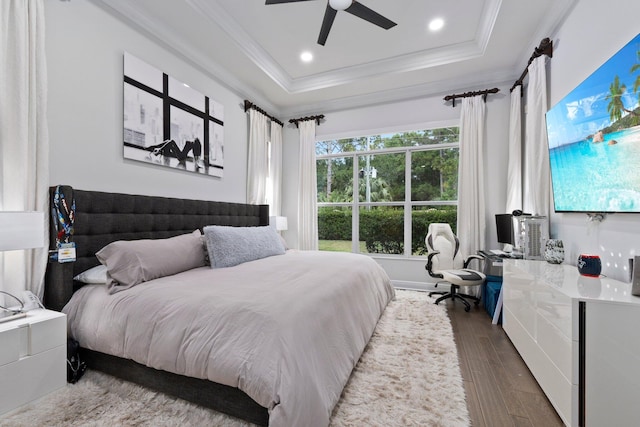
[444,299,565,427]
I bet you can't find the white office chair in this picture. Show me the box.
[425,223,485,312]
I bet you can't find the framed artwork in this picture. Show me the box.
[123,52,224,177]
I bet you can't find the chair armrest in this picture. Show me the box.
[426,251,444,279]
[463,254,484,269]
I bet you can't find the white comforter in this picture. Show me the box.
[63,250,394,427]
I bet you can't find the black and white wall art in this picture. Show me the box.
[123,52,224,177]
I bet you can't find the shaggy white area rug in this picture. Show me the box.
[0,290,469,427]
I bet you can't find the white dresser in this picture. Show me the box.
[0,309,67,415]
[503,260,640,427]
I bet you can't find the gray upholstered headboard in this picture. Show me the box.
[44,186,269,311]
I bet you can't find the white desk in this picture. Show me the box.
[502,260,640,427]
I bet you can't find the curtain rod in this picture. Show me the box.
[510,38,553,92]
[289,114,325,128]
[443,87,500,108]
[243,100,284,126]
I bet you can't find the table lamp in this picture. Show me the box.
[0,211,45,251]
[269,216,288,233]
[0,211,45,310]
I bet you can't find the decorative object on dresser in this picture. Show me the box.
[543,239,564,264]
[1,290,470,427]
[577,254,601,277]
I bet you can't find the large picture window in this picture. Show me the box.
[316,126,459,256]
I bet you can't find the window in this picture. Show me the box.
[316,126,459,256]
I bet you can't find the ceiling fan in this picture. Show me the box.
[265,0,397,46]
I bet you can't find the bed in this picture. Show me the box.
[44,186,395,427]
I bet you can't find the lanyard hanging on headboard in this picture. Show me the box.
[52,185,75,248]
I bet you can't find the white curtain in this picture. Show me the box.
[0,0,49,299]
[267,121,283,216]
[297,120,318,250]
[506,85,522,213]
[457,95,486,262]
[523,56,550,217]
[247,109,269,205]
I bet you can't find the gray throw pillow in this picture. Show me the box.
[203,225,285,268]
[96,230,206,294]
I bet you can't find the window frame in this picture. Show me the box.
[316,121,460,258]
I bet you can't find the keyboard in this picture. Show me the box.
[489,249,506,256]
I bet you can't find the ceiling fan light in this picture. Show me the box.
[329,0,352,11]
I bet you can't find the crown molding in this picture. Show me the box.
[94,0,280,114]
[280,66,518,117]
[190,0,504,94]
[514,0,577,69]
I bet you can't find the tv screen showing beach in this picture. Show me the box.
[546,33,640,213]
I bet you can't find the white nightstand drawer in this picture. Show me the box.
[0,345,66,415]
[0,309,67,416]
[0,325,28,366]
[29,313,66,355]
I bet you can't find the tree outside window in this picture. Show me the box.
[316,126,459,256]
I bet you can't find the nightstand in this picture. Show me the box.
[0,309,66,415]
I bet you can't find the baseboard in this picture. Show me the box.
[392,280,451,292]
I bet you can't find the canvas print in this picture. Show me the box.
[546,33,640,212]
[123,52,224,177]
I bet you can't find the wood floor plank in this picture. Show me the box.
[513,390,564,427]
[484,358,529,418]
[511,415,534,427]
[443,296,563,427]
[465,354,514,426]
[463,380,485,427]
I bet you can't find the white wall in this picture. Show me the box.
[45,0,248,203]
[548,0,640,281]
[282,91,511,285]
[47,0,640,285]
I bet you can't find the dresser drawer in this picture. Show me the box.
[0,324,28,366]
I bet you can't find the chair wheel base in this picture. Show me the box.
[429,286,481,312]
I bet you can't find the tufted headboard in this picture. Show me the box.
[44,186,269,311]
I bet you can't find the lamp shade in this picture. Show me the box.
[0,211,45,251]
[269,216,288,231]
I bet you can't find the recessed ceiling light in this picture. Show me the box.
[300,51,313,63]
[429,18,444,32]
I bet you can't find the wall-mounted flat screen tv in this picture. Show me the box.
[546,33,640,213]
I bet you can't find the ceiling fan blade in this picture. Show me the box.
[345,1,396,30]
[317,4,337,46]
[265,0,315,4]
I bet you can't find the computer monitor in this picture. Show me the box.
[495,214,514,247]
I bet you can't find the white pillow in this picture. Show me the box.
[73,264,109,284]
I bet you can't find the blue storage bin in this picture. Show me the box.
[482,276,502,323]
